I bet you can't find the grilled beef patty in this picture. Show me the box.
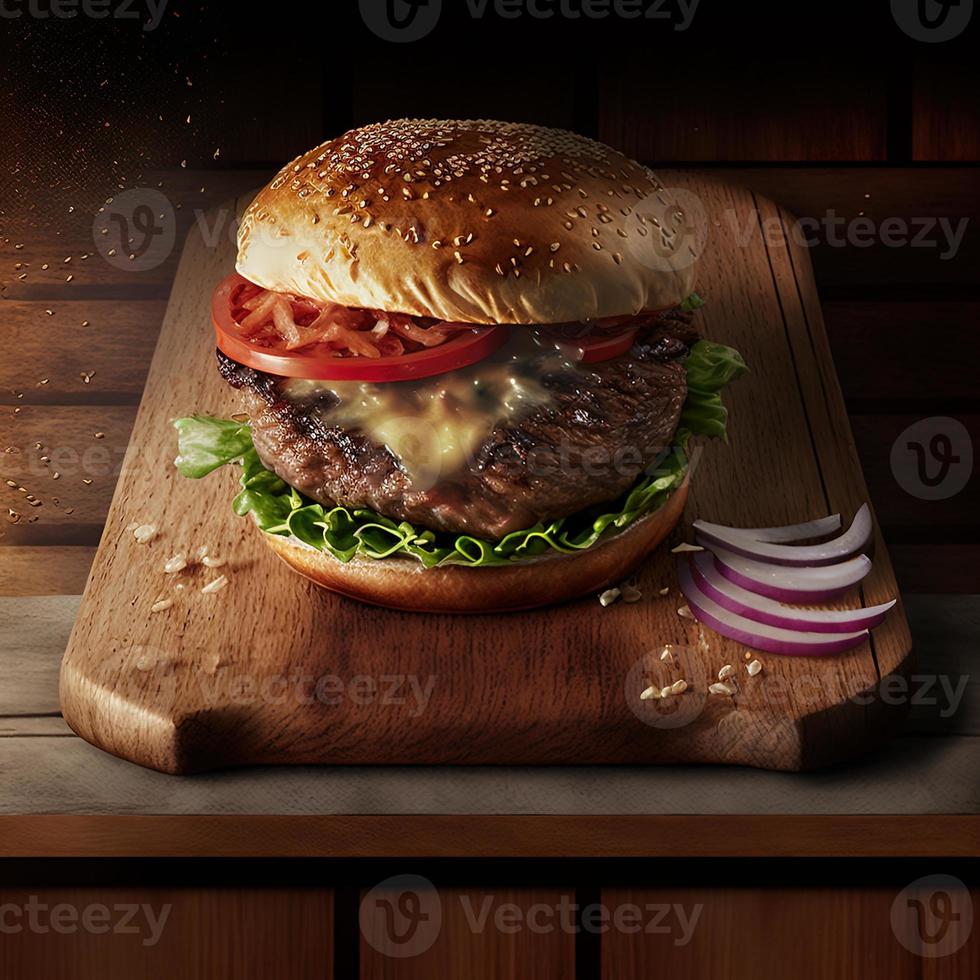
[218,310,696,539]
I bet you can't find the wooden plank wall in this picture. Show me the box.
[5,47,977,589]
[0,10,977,978]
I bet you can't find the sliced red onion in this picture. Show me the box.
[710,545,871,602]
[694,504,872,567]
[678,559,869,656]
[690,552,895,633]
[697,513,842,544]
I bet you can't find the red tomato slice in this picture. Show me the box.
[569,328,640,364]
[541,324,641,363]
[540,307,672,363]
[212,274,508,382]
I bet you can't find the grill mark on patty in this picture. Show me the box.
[216,310,695,538]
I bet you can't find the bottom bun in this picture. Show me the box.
[263,480,688,614]
[263,479,689,614]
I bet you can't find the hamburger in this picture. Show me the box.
[175,119,746,612]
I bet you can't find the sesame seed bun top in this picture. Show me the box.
[236,119,697,325]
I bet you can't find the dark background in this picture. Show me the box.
[0,4,978,978]
[2,0,977,590]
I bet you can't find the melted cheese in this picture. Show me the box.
[283,336,570,489]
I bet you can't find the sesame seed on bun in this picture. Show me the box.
[236,119,697,325]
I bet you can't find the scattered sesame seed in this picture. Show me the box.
[163,553,187,574]
[677,606,695,620]
[709,682,735,696]
[746,660,763,676]
[201,575,228,595]
[718,665,735,680]
[133,523,157,544]
[640,686,661,701]
[669,679,689,695]
[151,599,173,614]
[659,647,673,662]
[599,588,621,607]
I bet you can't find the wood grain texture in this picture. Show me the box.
[600,886,978,980]
[3,595,967,822]
[773,195,913,689]
[360,887,575,980]
[0,815,977,858]
[0,596,79,715]
[913,53,980,161]
[823,301,980,405]
[0,887,332,980]
[0,547,95,596]
[0,735,977,818]
[0,301,166,405]
[0,405,135,545]
[352,68,578,132]
[0,170,265,302]
[715,168,979,288]
[850,415,979,527]
[599,61,887,161]
[56,175,912,774]
[0,716,73,737]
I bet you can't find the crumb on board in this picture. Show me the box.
[201,575,228,595]
[133,524,157,544]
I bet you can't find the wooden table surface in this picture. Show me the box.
[1,169,977,860]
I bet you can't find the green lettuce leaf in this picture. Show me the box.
[174,415,254,478]
[173,324,746,568]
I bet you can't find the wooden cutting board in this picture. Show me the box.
[59,173,912,774]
